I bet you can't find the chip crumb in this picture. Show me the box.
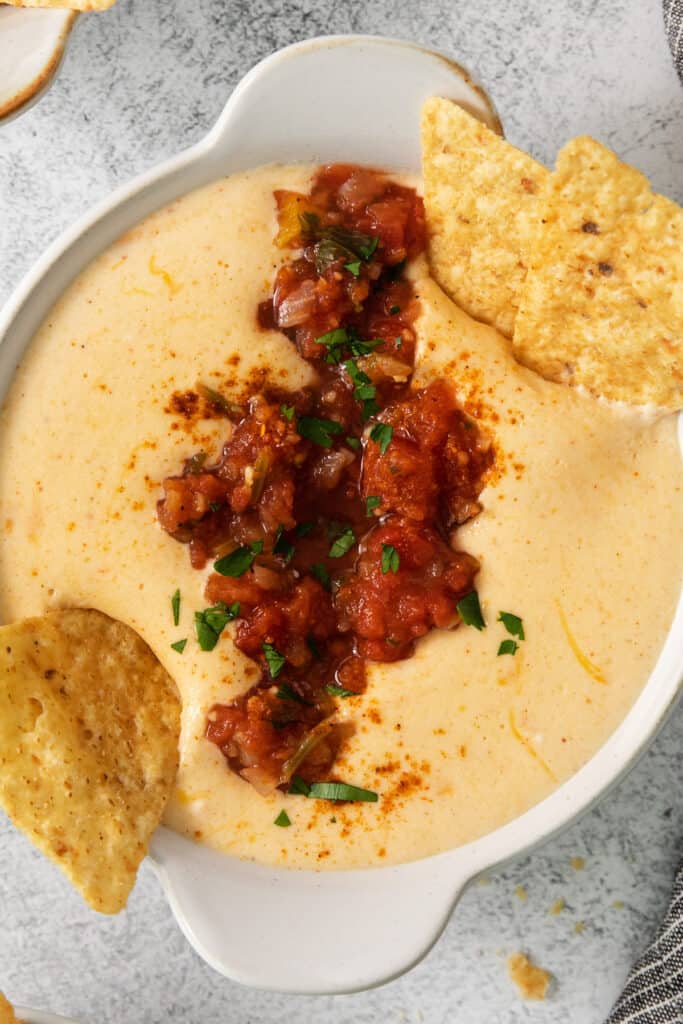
[612,899,624,910]
[573,921,585,934]
[570,856,585,870]
[549,898,565,915]
[507,952,552,1000]
[514,884,528,901]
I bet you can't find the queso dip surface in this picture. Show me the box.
[0,164,681,870]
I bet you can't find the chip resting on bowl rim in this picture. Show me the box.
[421,96,547,339]
[513,135,683,409]
[0,609,180,914]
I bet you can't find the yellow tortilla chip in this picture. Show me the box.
[0,994,21,1024]
[514,136,683,408]
[1,0,116,9]
[422,96,547,338]
[0,609,180,914]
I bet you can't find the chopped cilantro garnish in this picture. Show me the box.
[344,260,361,277]
[276,681,310,704]
[366,495,381,515]
[263,642,286,679]
[297,415,344,448]
[311,225,380,273]
[296,521,315,537]
[274,809,292,827]
[307,634,322,660]
[497,639,518,657]
[194,602,240,651]
[381,544,400,574]
[395,336,403,350]
[389,305,401,315]
[171,589,181,627]
[208,501,223,513]
[498,611,525,640]
[280,404,295,421]
[369,422,393,455]
[310,563,332,591]
[329,526,356,559]
[273,525,295,564]
[457,591,486,630]
[346,436,361,452]
[213,540,263,577]
[325,684,356,698]
[170,639,187,654]
[288,776,377,802]
[344,359,378,418]
[316,328,349,364]
[288,775,311,796]
[308,781,378,803]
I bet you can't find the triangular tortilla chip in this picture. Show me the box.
[514,136,683,408]
[422,96,547,338]
[0,609,180,914]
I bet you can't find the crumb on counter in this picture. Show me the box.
[514,884,528,901]
[507,952,552,1000]
[549,898,565,915]
[570,856,586,870]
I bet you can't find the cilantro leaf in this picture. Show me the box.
[369,422,393,455]
[325,684,356,698]
[273,525,295,564]
[498,612,525,640]
[263,642,286,679]
[289,775,311,796]
[457,591,486,630]
[171,589,181,627]
[310,563,332,591]
[329,526,356,559]
[381,544,399,574]
[280,404,295,421]
[213,540,263,577]
[194,602,240,651]
[346,436,361,452]
[297,415,344,448]
[274,809,291,827]
[170,639,187,654]
[366,495,381,515]
[276,681,310,704]
[497,639,518,657]
[344,260,361,277]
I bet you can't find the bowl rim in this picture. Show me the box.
[1,32,682,995]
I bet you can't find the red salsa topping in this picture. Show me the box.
[157,165,494,795]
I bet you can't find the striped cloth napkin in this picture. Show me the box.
[606,859,683,1023]
[664,0,683,80]
[605,14,682,1018]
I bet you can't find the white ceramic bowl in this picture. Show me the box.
[1,35,682,995]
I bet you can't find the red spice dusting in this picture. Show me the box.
[157,165,494,796]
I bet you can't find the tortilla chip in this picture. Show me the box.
[0,994,21,1024]
[0,609,180,914]
[1,0,116,9]
[422,96,547,338]
[513,136,683,408]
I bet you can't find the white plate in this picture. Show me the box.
[1,35,682,995]
[0,6,76,123]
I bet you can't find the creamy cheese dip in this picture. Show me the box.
[0,164,681,870]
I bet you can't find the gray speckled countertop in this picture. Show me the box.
[1,1,682,1021]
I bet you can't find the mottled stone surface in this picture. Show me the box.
[0,1,681,1021]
